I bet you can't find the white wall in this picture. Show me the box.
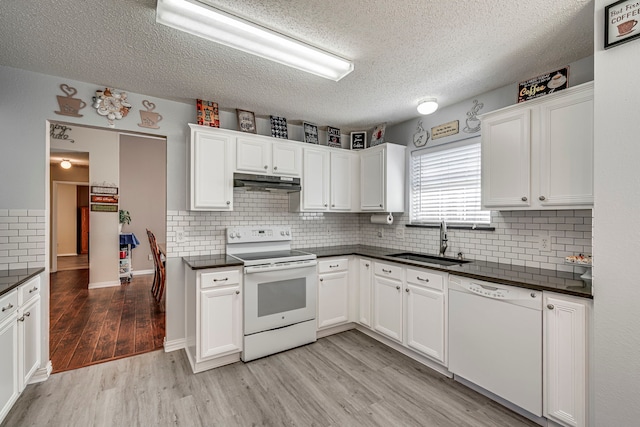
[593,1,640,425]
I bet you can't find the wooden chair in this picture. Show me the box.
[146,229,165,304]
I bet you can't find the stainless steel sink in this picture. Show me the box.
[387,252,472,266]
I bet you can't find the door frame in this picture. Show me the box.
[51,181,89,273]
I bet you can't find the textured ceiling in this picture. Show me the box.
[0,0,593,132]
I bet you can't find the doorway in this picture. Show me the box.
[48,123,167,373]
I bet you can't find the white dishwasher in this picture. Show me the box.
[448,275,543,417]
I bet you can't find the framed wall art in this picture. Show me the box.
[605,0,640,49]
[237,109,257,133]
[350,131,366,150]
[327,126,341,148]
[370,123,386,146]
[303,122,319,144]
[270,116,288,139]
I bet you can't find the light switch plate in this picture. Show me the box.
[395,227,404,240]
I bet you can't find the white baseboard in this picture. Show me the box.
[164,338,186,352]
[132,269,154,276]
[317,322,356,339]
[29,360,52,384]
[88,280,120,289]
[57,253,78,257]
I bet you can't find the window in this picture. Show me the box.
[410,137,490,225]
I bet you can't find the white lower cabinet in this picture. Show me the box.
[317,258,349,329]
[405,268,447,364]
[0,293,18,425]
[544,292,590,427]
[358,258,372,327]
[372,262,404,342]
[185,267,243,373]
[18,296,40,391]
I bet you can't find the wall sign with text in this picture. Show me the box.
[605,0,640,49]
[518,67,569,103]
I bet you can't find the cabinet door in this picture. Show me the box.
[481,109,531,208]
[372,275,403,342]
[544,294,587,427]
[199,286,242,360]
[0,317,18,423]
[236,136,271,174]
[330,151,352,211]
[18,296,40,391]
[317,271,349,329]
[405,284,445,363]
[539,91,594,206]
[358,259,372,327]
[272,142,302,177]
[361,147,385,210]
[302,148,330,210]
[191,129,234,210]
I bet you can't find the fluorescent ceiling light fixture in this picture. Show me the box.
[156,0,354,81]
[60,159,72,169]
[417,98,438,115]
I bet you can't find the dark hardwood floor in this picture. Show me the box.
[49,269,165,373]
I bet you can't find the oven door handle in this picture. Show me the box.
[245,260,317,274]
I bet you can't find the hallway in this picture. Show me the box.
[49,269,165,373]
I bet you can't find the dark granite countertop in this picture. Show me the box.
[182,245,592,299]
[0,267,45,297]
[182,254,243,270]
[300,245,592,299]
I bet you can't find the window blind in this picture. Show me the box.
[410,139,490,225]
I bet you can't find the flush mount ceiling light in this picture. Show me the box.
[417,98,439,115]
[156,0,354,81]
[60,159,72,169]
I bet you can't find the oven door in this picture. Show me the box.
[244,261,317,335]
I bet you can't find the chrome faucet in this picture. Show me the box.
[439,220,448,257]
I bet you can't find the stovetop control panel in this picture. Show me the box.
[227,226,292,243]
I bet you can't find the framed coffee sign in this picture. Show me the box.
[605,0,640,49]
[518,66,569,103]
[350,131,366,150]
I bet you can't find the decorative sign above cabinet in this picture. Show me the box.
[518,67,569,103]
[431,120,459,140]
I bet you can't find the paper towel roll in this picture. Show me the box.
[370,213,393,225]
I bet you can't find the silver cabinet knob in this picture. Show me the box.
[365,263,369,267]
[405,288,409,293]
[2,303,13,312]
[379,204,383,208]
[539,195,546,201]
[530,292,537,298]
[547,304,555,310]
[18,316,25,322]
[235,290,240,295]
[226,201,230,205]
[29,287,38,293]
[396,285,401,290]
[521,196,528,202]
[264,165,268,169]
[331,204,335,207]
[273,166,278,171]
[320,278,324,282]
[324,204,328,207]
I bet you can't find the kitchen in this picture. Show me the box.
[0,0,638,426]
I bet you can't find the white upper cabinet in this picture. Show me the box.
[480,82,594,210]
[291,146,359,212]
[189,124,235,211]
[360,143,406,212]
[236,135,301,177]
[481,109,531,208]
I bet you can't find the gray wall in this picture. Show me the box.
[119,134,167,272]
[593,1,640,425]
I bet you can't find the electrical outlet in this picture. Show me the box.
[538,233,550,252]
[176,231,185,243]
[395,227,405,240]
[326,227,331,235]
[148,254,153,261]
[377,228,384,238]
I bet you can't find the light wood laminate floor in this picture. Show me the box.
[3,330,538,427]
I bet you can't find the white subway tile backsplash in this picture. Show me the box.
[0,210,46,270]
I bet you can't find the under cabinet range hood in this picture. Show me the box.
[233,173,301,192]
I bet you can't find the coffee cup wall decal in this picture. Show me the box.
[138,100,163,129]
[55,84,86,117]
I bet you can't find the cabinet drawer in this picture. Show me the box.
[374,262,403,281]
[318,258,349,274]
[0,290,18,324]
[18,276,41,305]
[200,269,240,289]
[406,268,444,291]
